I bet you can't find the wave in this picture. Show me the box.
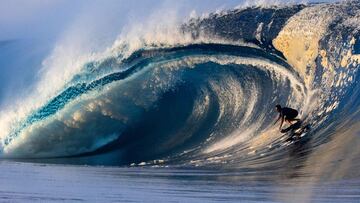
[0,1,359,171]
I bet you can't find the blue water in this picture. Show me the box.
[1,1,360,202]
[1,160,359,202]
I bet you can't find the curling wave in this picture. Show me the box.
[0,1,360,171]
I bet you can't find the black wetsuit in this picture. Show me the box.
[281,107,298,120]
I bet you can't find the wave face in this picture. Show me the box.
[1,1,360,176]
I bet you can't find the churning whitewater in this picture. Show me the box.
[0,1,359,169]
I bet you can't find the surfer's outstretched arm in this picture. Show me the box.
[274,114,281,125]
[279,117,284,130]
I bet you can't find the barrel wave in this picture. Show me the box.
[0,1,360,178]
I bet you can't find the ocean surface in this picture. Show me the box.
[1,1,360,202]
[1,160,360,202]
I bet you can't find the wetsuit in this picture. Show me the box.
[280,107,298,120]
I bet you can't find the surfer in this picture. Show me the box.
[274,105,300,131]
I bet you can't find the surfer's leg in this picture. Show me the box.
[286,118,299,124]
[286,111,299,124]
[288,118,300,123]
[287,119,293,124]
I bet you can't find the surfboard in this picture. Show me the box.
[281,121,311,143]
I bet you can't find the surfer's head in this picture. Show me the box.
[275,104,281,112]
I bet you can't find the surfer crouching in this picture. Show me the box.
[274,104,300,131]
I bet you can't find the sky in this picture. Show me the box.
[0,0,339,40]
[0,0,236,40]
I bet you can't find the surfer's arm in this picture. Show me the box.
[279,117,284,130]
[274,114,281,125]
